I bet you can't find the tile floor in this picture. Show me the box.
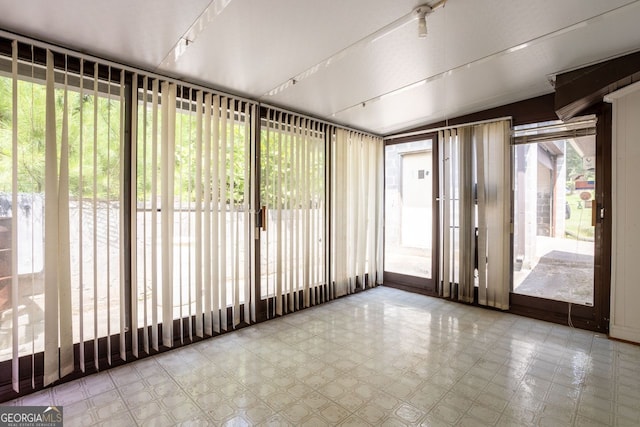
[5,286,640,426]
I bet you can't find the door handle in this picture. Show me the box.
[260,206,267,231]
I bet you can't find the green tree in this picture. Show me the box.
[0,74,121,202]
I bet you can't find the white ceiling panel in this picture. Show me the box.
[0,0,211,69]
[1,0,639,134]
[433,0,635,72]
[265,0,640,131]
[335,1,640,134]
[159,0,419,95]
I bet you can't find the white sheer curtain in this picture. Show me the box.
[330,128,383,297]
[438,120,511,308]
[1,42,124,391]
[260,111,326,316]
[134,85,255,352]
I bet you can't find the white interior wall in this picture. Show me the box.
[606,81,640,344]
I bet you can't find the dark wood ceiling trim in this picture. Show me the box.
[554,50,640,121]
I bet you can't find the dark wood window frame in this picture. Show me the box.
[383,132,439,296]
[383,94,612,334]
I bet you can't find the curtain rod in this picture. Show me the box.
[1,29,383,140]
[260,102,382,139]
[385,116,513,140]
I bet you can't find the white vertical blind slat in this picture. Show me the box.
[334,129,347,297]
[211,94,221,333]
[205,92,214,335]
[294,117,301,310]
[310,124,317,304]
[357,137,366,289]
[349,132,357,292]
[150,79,159,351]
[130,73,139,357]
[249,104,257,323]
[92,62,100,368]
[186,89,193,342]
[77,59,86,372]
[230,103,240,327]
[476,126,488,306]
[43,50,60,386]
[275,113,283,316]
[106,67,112,365]
[196,91,206,337]
[375,144,384,285]
[219,97,228,331]
[303,120,311,308]
[119,69,127,360]
[440,130,451,298]
[287,118,294,311]
[229,103,239,327]
[243,103,252,323]
[501,121,512,309]
[160,82,176,348]
[11,39,19,392]
[325,129,331,299]
[58,59,74,377]
[151,79,160,351]
[177,86,184,345]
[141,76,150,355]
[29,48,36,388]
[459,127,474,303]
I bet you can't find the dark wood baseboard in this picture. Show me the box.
[383,282,438,297]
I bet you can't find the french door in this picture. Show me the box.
[256,111,327,319]
[510,112,611,333]
[383,135,438,294]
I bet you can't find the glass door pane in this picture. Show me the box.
[385,139,434,280]
[512,137,595,305]
[258,116,325,309]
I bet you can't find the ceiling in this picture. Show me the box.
[1,0,640,135]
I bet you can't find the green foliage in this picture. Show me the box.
[135,102,250,205]
[565,142,595,194]
[1,74,324,209]
[260,127,325,209]
[0,74,121,200]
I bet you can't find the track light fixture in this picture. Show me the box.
[414,4,432,38]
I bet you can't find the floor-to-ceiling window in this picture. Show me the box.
[0,34,385,401]
[258,111,326,317]
[510,116,610,331]
[0,42,125,389]
[134,83,255,347]
[512,134,596,306]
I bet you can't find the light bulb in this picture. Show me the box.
[418,15,427,38]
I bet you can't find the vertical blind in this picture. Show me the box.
[260,111,326,316]
[438,120,511,308]
[134,84,255,353]
[0,42,124,391]
[330,128,384,297]
[476,121,511,309]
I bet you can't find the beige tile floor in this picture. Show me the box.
[5,286,640,426]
